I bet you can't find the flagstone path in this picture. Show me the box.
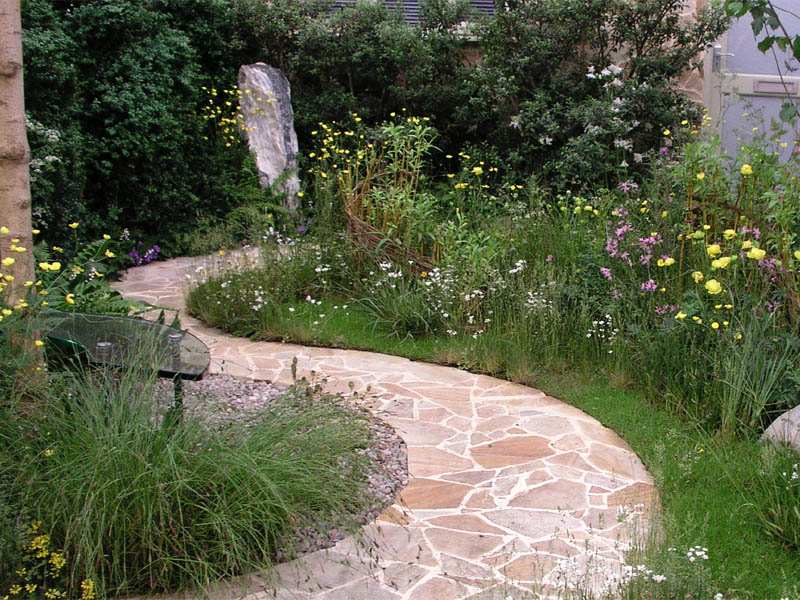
[115,254,656,600]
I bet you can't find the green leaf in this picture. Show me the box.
[757,36,775,52]
[793,35,800,60]
[779,101,799,123]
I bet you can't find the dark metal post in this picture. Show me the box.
[168,333,183,420]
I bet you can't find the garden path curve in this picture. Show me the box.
[115,254,656,600]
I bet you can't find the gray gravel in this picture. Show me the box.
[153,374,409,561]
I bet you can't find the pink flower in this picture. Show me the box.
[641,279,658,292]
[546,255,554,263]
[600,267,613,280]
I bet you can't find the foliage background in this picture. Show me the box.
[22,0,727,255]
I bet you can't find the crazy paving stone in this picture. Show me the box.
[407,447,475,477]
[471,436,553,468]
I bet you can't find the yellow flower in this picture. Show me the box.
[0,226,8,235]
[740,163,753,176]
[735,332,743,340]
[705,279,723,294]
[723,321,729,326]
[65,294,75,305]
[724,229,737,240]
[104,249,115,258]
[297,191,304,198]
[2,309,11,316]
[51,262,61,271]
[68,222,79,229]
[103,234,111,240]
[795,250,800,261]
[711,322,720,329]
[675,312,687,319]
[691,231,705,239]
[23,280,33,287]
[44,448,54,457]
[696,172,705,180]
[692,316,703,324]
[471,166,483,175]
[711,256,732,269]
[218,249,226,256]
[52,246,63,253]
[38,262,50,271]
[692,271,704,283]
[2,257,15,266]
[706,244,722,257]
[35,340,44,347]
[746,247,766,260]
[80,580,96,600]
[657,257,675,267]
[663,129,671,136]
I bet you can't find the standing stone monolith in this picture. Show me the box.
[238,63,300,214]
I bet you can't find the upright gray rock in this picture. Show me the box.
[238,63,300,214]
[762,405,800,454]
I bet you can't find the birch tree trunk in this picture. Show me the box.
[0,0,35,306]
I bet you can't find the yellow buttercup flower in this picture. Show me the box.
[711,256,731,269]
[740,163,753,176]
[103,234,111,240]
[0,226,8,235]
[711,322,719,329]
[675,312,687,319]
[38,262,50,271]
[471,166,483,175]
[746,247,766,260]
[65,294,75,305]
[663,129,671,136]
[724,229,737,240]
[51,262,61,271]
[2,257,15,266]
[104,249,115,258]
[705,279,723,294]
[795,250,800,261]
[692,271,704,283]
[741,240,753,250]
[68,222,79,229]
[706,244,722,257]
[35,340,44,347]
[696,172,705,180]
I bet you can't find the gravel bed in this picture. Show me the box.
[153,374,409,561]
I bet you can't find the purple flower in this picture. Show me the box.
[297,225,309,234]
[546,255,554,262]
[640,279,658,292]
[615,223,633,238]
[600,267,613,280]
[619,252,632,267]
[740,226,762,240]
[766,299,781,313]
[618,181,639,193]
[654,304,678,315]
[640,254,652,265]
[660,147,669,154]
[605,237,619,257]
[611,289,624,299]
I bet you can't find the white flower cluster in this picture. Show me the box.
[586,63,625,88]
[686,545,709,562]
[508,258,527,275]
[586,314,619,353]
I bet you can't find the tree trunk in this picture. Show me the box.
[0,0,35,305]
[1,0,42,397]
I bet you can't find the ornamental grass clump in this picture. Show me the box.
[0,348,376,596]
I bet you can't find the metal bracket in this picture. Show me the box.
[712,45,735,73]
